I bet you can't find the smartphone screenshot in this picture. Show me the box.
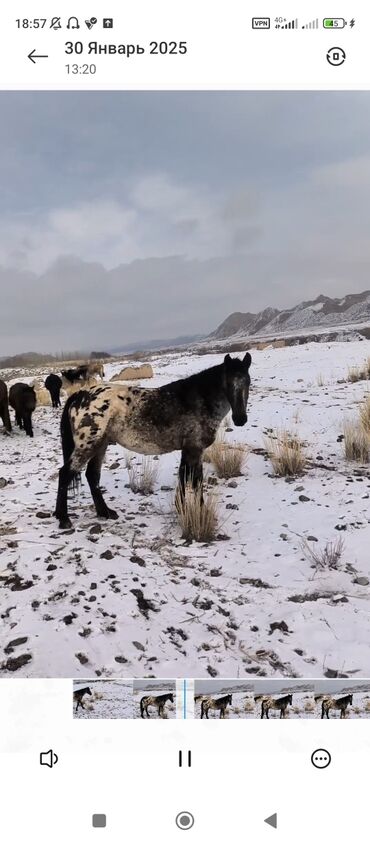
[0,1,369,838]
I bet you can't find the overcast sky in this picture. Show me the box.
[1,91,370,354]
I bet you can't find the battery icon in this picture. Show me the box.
[323,18,347,28]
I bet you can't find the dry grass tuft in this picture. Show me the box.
[301,535,345,570]
[347,358,370,383]
[359,396,370,434]
[126,455,158,494]
[264,429,306,477]
[205,440,248,479]
[347,365,364,383]
[343,419,370,462]
[175,483,218,542]
[316,373,325,387]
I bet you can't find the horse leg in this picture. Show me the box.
[0,403,11,433]
[178,445,204,501]
[55,461,79,529]
[24,413,33,438]
[85,444,118,520]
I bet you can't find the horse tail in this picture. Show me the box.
[60,396,80,492]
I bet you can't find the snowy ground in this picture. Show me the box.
[2,340,370,679]
[73,680,133,719]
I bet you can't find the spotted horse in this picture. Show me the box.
[321,694,353,719]
[140,693,174,718]
[200,694,233,719]
[54,353,252,529]
[260,694,293,719]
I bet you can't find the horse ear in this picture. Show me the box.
[224,354,231,367]
[243,352,252,370]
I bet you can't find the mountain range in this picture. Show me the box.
[211,290,370,340]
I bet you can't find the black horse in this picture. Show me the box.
[73,686,92,712]
[55,353,252,529]
[9,383,36,437]
[45,374,63,408]
[0,379,11,433]
[61,365,89,384]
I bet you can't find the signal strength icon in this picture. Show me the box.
[302,18,319,28]
[276,18,298,29]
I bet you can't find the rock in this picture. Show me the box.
[90,524,102,534]
[0,478,7,489]
[2,654,32,672]
[307,535,318,542]
[75,652,89,665]
[298,495,310,502]
[227,481,238,488]
[100,549,113,559]
[269,620,290,635]
[207,665,218,677]
[4,636,28,652]
[353,576,370,586]
[36,511,51,519]
[295,485,304,492]
[132,641,145,652]
[226,503,238,510]
[110,363,153,381]
[115,655,128,663]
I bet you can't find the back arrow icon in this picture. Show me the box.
[28,49,49,64]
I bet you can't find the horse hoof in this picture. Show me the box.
[98,508,119,520]
[105,508,119,520]
[59,517,72,529]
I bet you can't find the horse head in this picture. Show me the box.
[223,352,251,426]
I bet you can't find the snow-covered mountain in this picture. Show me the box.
[211,291,370,339]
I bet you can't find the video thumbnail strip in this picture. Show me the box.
[73,678,370,719]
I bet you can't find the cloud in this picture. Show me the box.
[0,91,370,353]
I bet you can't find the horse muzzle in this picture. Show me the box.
[232,412,248,427]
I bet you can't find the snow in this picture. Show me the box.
[1,340,370,680]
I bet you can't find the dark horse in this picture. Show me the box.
[321,694,353,719]
[261,694,293,719]
[45,374,63,408]
[140,692,174,718]
[73,686,92,712]
[55,353,251,529]
[201,694,233,719]
[0,379,11,433]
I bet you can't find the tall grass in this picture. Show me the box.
[126,455,158,494]
[175,484,218,542]
[264,429,306,477]
[204,436,248,479]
